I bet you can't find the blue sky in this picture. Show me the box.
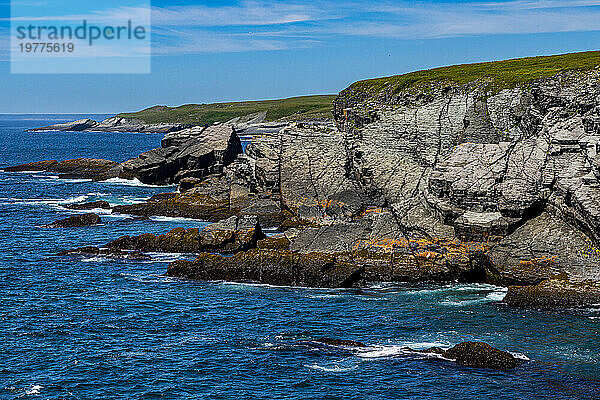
[1,0,600,113]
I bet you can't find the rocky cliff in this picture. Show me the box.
[15,51,600,307]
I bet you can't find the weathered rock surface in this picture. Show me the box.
[412,342,524,370]
[503,278,600,308]
[28,117,187,133]
[3,158,118,180]
[490,212,600,285]
[3,160,59,172]
[44,213,101,228]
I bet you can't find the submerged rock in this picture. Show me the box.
[503,278,600,309]
[45,213,101,228]
[414,341,523,370]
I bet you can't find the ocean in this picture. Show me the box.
[0,115,599,399]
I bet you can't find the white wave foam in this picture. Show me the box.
[357,339,453,359]
[2,194,89,206]
[101,177,175,188]
[58,195,89,204]
[81,256,111,263]
[305,363,358,372]
[25,385,43,395]
[510,352,531,361]
[86,192,110,196]
[307,294,345,299]
[356,345,410,358]
[59,178,93,183]
[150,216,208,223]
[119,273,179,283]
[485,288,508,301]
[145,252,196,262]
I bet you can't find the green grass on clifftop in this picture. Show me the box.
[348,51,600,95]
[117,95,335,125]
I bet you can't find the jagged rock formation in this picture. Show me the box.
[114,124,243,185]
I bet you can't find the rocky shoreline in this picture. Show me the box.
[7,59,600,311]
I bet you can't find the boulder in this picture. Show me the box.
[45,213,101,228]
[439,342,523,370]
[410,342,523,370]
[65,200,111,210]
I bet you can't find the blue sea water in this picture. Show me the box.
[0,115,599,399]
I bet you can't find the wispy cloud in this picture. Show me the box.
[3,0,600,55]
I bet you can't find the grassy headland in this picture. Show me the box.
[117,95,336,126]
[346,51,600,96]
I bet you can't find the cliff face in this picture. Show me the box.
[331,69,600,282]
[242,66,600,287]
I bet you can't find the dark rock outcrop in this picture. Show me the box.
[413,342,523,370]
[106,215,264,254]
[3,158,118,180]
[44,213,101,228]
[167,249,366,288]
[503,278,600,308]
[3,160,59,172]
[66,200,111,210]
